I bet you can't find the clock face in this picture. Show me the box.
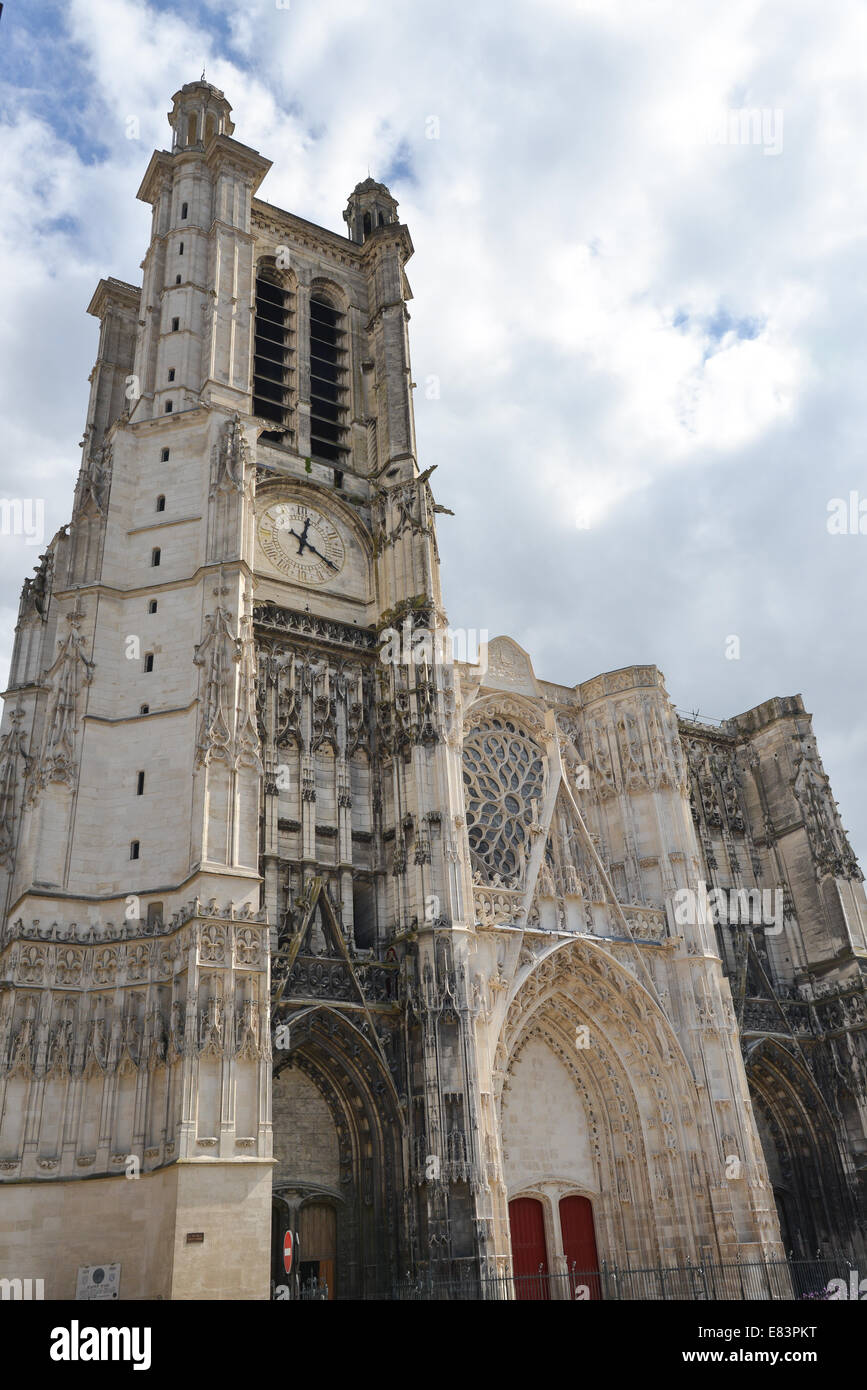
[257,501,346,585]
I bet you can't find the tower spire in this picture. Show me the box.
[343,176,399,244]
[167,78,235,149]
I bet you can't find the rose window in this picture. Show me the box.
[462,718,545,888]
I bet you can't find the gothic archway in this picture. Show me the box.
[496,936,722,1268]
[271,1006,404,1298]
[746,1038,859,1257]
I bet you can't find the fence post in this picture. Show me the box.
[687,1255,707,1301]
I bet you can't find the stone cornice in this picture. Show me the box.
[254,602,378,654]
[49,557,255,605]
[136,149,175,205]
[86,277,141,320]
[203,134,272,191]
[253,197,363,264]
[578,665,666,706]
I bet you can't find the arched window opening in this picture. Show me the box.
[362,212,372,238]
[186,114,197,145]
[205,114,216,142]
[309,293,349,465]
[352,880,376,949]
[253,264,294,444]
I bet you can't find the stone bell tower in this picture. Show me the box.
[247,132,491,1286]
[0,78,494,1299]
[0,81,276,1300]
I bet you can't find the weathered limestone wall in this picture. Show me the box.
[0,1159,272,1299]
[271,1066,339,1190]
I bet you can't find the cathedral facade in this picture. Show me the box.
[0,82,864,1300]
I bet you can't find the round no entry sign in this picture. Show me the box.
[283,1230,293,1275]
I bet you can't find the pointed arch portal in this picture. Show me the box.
[271,1005,403,1299]
[746,1038,859,1258]
[498,935,720,1272]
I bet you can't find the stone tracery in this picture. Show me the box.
[462,716,545,890]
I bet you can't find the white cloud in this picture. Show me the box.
[2,0,867,851]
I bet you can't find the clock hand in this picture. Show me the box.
[303,541,339,571]
[286,519,311,555]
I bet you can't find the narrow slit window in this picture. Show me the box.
[148,599,158,613]
[156,496,165,512]
[130,840,140,860]
[175,275,181,285]
[181,201,188,219]
[171,316,179,331]
[165,400,173,413]
[136,771,145,796]
[161,448,170,462]
[151,547,161,566]
[144,653,154,672]
[179,241,184,255]
[167,369,175,382]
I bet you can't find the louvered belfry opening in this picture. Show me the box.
[253,266,293,443]
[309,293,349,464]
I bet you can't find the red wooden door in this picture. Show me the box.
[559,1195,600,1299]
[508,1197,549,1300]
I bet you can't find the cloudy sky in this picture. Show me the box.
[1,0,866,852]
